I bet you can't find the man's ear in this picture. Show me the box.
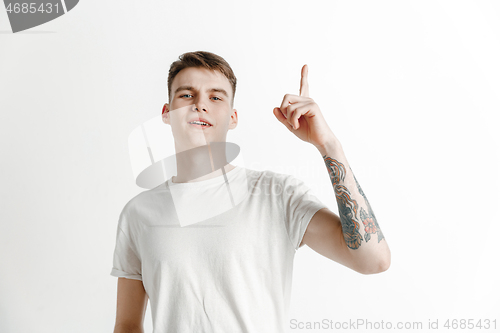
[162,103,170,125]
[228,108,238,129]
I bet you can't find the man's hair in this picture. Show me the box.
[167,51,237,106]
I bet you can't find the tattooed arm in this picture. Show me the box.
[273,64,390,274]
[300,139,391,274]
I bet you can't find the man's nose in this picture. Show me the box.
[192,97,208,112]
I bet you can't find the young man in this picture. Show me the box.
[111,51,390,333]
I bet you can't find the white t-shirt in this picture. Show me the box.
[110,166,328,333]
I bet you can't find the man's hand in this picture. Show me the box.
[273,65,338,149]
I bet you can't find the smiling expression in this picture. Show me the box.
[163,67,238,151]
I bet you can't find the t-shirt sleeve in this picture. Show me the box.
[282,175,329,251]
[110,207,142,281]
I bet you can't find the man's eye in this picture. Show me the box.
[211,97,221,101]
[180,94,192,98]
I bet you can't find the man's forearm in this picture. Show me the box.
[316,139,390,273]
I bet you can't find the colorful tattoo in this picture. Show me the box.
[323,155,363,249]
[322,155,384,248]
[352,170,384,243]
[334,185,363,249]
[323,156,346,186]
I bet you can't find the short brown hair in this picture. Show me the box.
[167,51,237,106]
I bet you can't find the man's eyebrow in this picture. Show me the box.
[173,85,194,95]
[174,85,228,97]
[208,88,228,97]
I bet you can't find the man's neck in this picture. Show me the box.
[171,143,236,183]
[172,163,236,183]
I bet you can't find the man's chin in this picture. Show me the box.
[180,139,217,150]
[173,133,227,149]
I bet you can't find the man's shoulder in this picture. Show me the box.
[119,185,163,217]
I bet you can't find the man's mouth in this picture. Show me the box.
[188,121,212,128]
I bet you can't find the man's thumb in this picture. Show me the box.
[273,107,286,124]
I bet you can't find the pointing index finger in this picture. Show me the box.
[299,64,309,97]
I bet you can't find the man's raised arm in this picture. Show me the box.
[272,64,390,274]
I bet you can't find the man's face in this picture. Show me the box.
[162,67,237,151]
